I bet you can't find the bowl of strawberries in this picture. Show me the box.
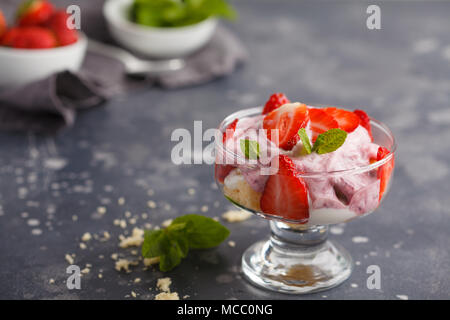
[0,0,87,87]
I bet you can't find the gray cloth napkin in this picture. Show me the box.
[0,72,106,133]
[82,25,249,96]
[0,0,248,133]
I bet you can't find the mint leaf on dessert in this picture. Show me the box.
[172,214,230,249]
[240,139,260,160]
[312,128,347,154]
[142,214,229,271]
[298,128,312,154]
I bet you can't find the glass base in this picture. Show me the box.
[241,222,353,294]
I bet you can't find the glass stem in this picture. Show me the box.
[269,221,329,251]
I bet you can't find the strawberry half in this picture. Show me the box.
[377,146,394,200]
[263,103,308,150]
[354,109,373,141]
[216,118,239,183]
[1,26,56,49]
[45,10,78,46]
[262,93,290,115]
[260,155,309,221]
[308,108,339,140]
[17,0,54,26]
[223,118,238,143]
[0,11,6,40]
[324,107,360,133]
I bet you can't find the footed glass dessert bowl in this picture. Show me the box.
[214,95,396,294]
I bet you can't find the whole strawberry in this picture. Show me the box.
[1,26,57,49]
[17,0,54,26]
[45,10,78,46]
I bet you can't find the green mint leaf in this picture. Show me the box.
[166,222,191,258]
[312,128,347,154]
[172,214,230,249]
[159,241,183,272]
[168,232,190,258]
[141,229,171,258]
[131,0,236,27]
[240,139,260,160]
[141,214,229,272]
[298,128,312,154]
[166,222,187,232]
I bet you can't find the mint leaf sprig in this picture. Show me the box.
[298,128,347,155]
[240,139,260,160]
[132,0,237,28]
[141,214,230,272]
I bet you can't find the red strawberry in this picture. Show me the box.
[0,11,6,40]
[262,93,290,115]
[215,164,234,184]
[260,155,309,221]
[324,107,360,133]
[45,10,78,46]
[354,109,373,141]
[308,108,339,140]
[216,118,239,183]
[377,146,394,200]
[263,103,308,150]
[1,26,56,49]
[223,118,238,143]
[17,0,54,26]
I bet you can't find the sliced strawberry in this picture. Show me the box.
[308,108,339,140]
[324,107,360,133]
[45,10,78,46]
[1,26,56,49]
[215,164,234,184]
[260,155,309,221]
[263,103,308,150]
[223,118,238,143]
[377,146,394,201]
[0,11,6,40]
[262,93,290,115]
[216,119,239,183]
[354,109,373,141]
[17,0,54,26]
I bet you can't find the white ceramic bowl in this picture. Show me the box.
[103,0,217,58]
[0,33,87,88]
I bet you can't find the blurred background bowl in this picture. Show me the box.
[103,0,217,58]
[0,32,87,88]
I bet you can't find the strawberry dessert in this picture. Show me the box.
[215,93,395,226]
[0,0,78,49]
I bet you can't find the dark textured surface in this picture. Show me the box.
[0,0,449,300]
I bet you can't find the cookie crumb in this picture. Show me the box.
[143,257,160,266]
[119,228,144,248]
[161,219,173,228]
[222,210,252,222]
[157,277,172,292]
[81,232,92,242]
[155,292,179,300]
[65,254,74,265]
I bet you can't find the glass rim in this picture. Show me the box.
[215,106,397,178]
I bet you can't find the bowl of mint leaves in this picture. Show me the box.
[103,0,236,58]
